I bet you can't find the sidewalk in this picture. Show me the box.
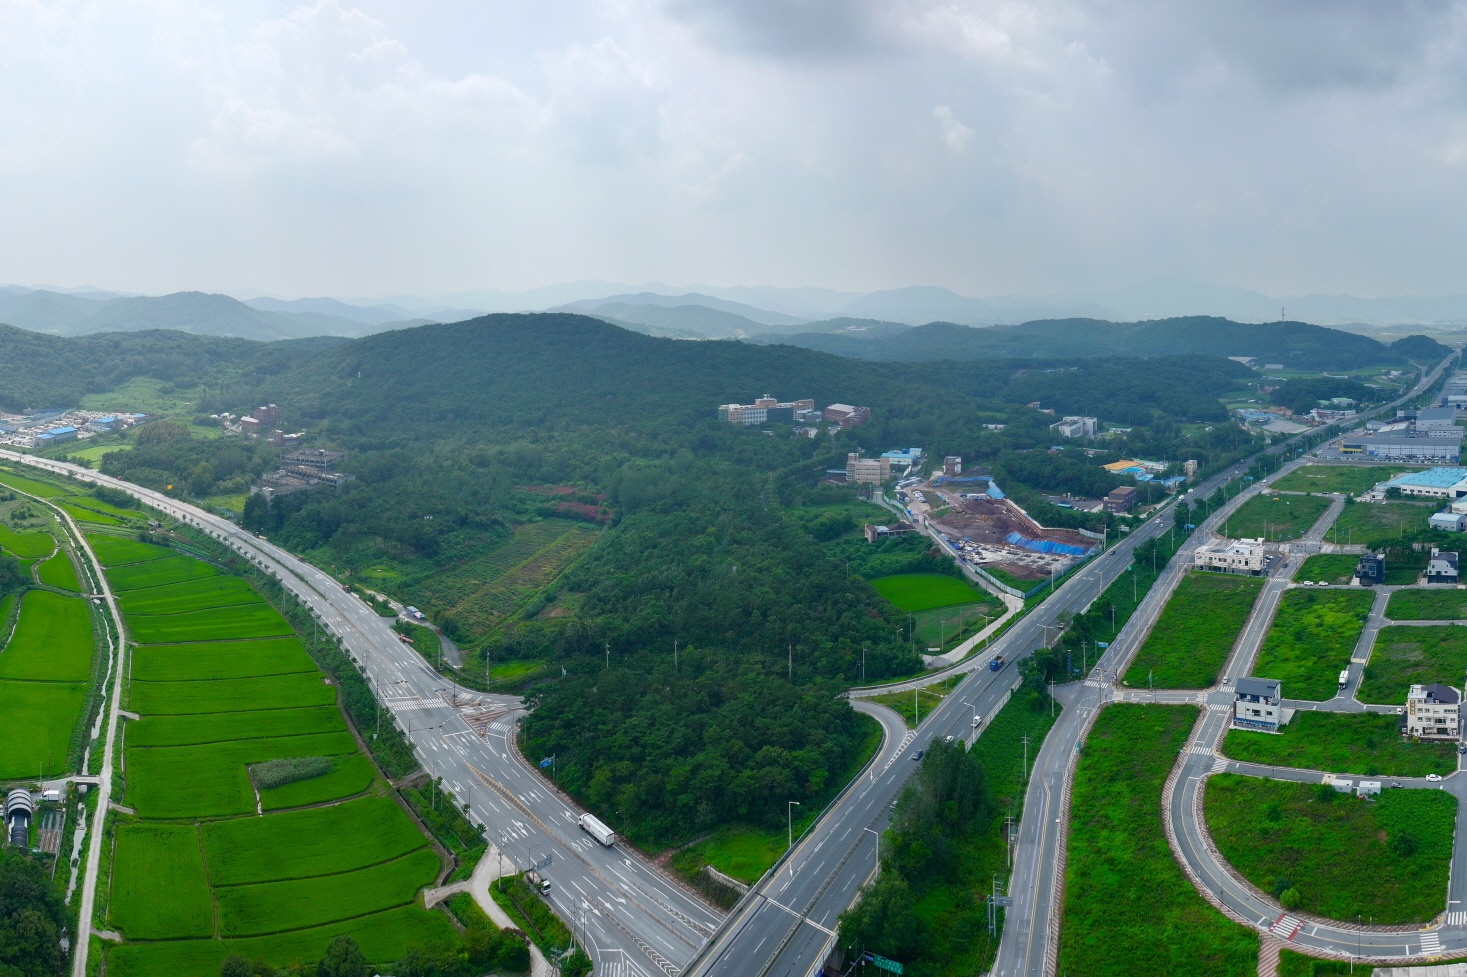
[466,843,554,977]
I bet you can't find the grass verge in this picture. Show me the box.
[1221,711,1456,777]
[1206,774,1454,923]
[1057,704,1257,976]
[1360,624,1467,704]
[1254,589,1374,701]
[1124,572,1264,688]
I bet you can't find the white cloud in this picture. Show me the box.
[3,0,1467,296]
[933,105,975,152]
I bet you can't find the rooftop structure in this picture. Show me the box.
[1233,677,1289,732]
[1194,537,1266,575]
[282,448,347,470]
[1339,431,1463,461]
[1415,406,1460,430]
[1381,467,1467,499]
[863,522,917,543]
[823,404,871,429]
[1049,416,1098,438]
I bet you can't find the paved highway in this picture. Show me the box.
[0,450,719,977]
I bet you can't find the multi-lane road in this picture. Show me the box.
[0,450,719,977]
[16,350,1454,977]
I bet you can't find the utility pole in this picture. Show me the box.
[788,801,801,850]
[605,643,609,670]
[674,639,678,670]
[788,643,793,682]
[1022,734,1029,783]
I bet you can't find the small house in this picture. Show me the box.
[1354,552,1385,586]
[1233,677,1290,732]
[1426,549,1460,585]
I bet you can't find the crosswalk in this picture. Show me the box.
[1211,756,1229,774]
[385,698,442,712]
[1421,930,1443,955]
[1270,914,1302,939]
[1445,911,1467,926]
[1083,679,1108,688]
[1187,745,1214,755]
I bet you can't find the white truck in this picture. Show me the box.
[1338,669,1350,691]
[578,813,616,847]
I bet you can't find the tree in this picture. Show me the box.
[0,849,69,976]
[219,955,252,977]
[318,935,367,977]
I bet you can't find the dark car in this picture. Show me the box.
[911,750,924,761]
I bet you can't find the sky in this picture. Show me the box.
[4,0,1467,299]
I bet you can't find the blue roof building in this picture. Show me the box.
[1382,467,1467,499]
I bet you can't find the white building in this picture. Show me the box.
[1405,684,1461,741]
[1234,677,1288,731]
[1194,537,1267,575]
[1049,416,1098,438]
[1378,467,1467,500]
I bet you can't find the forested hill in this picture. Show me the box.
[753,316,1448,369]
[269,313,1254,448]
[0,323,348,412]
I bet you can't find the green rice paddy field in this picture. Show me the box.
[36,549,81,590]
[0,469,70,497]
[130,638,316,682]
[100,538,453,974]
[870,572,983,612]
[0,524,55,558]
[0,589,97,777]
[55,500,123,525]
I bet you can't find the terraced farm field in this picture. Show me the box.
[87,535,173,567]
[108,555,220,591]
[0,524,55,558]
[0,469,70,497]
[119,576,260,615]
[130,637,316,682]
[55,500,123,525]
[0,589,96,776]
[125,602,293,643]
[102,541,454,974]
[36,549,81,590]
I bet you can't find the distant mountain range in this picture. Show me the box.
[0,289,442,341]
[5,277,1467,348]
[750,316,1448,370]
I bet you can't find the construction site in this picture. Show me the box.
[904,474,1099,582]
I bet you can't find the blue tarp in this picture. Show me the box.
[1005,531,1093,557]
[987,484,1005,499]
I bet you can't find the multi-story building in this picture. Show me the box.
[717,396,814,426]
[1193,537,1266,575]
[1234,677,1285,732]
[823,404,871,428]
[1355,552,1385,586]
[943,456,962,476]
[1405,683,1461,741]
[35,426,78,446]
[1414,406,1460,431]
[1103,486,1138,513]
[283,448,347,470]
[845,453,892,484]
[1049,416,1098,438]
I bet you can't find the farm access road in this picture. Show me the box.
[0,450,715,977]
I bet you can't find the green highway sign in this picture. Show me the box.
[868,954,903,974]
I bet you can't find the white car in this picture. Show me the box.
[1427,774,1445,782]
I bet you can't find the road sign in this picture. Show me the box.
[531,854,553,871]
[866,954,903,974]
[1096,642,1109,649]
[991,896,1014,907]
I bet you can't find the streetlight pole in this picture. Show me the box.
[788,801,801,850]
